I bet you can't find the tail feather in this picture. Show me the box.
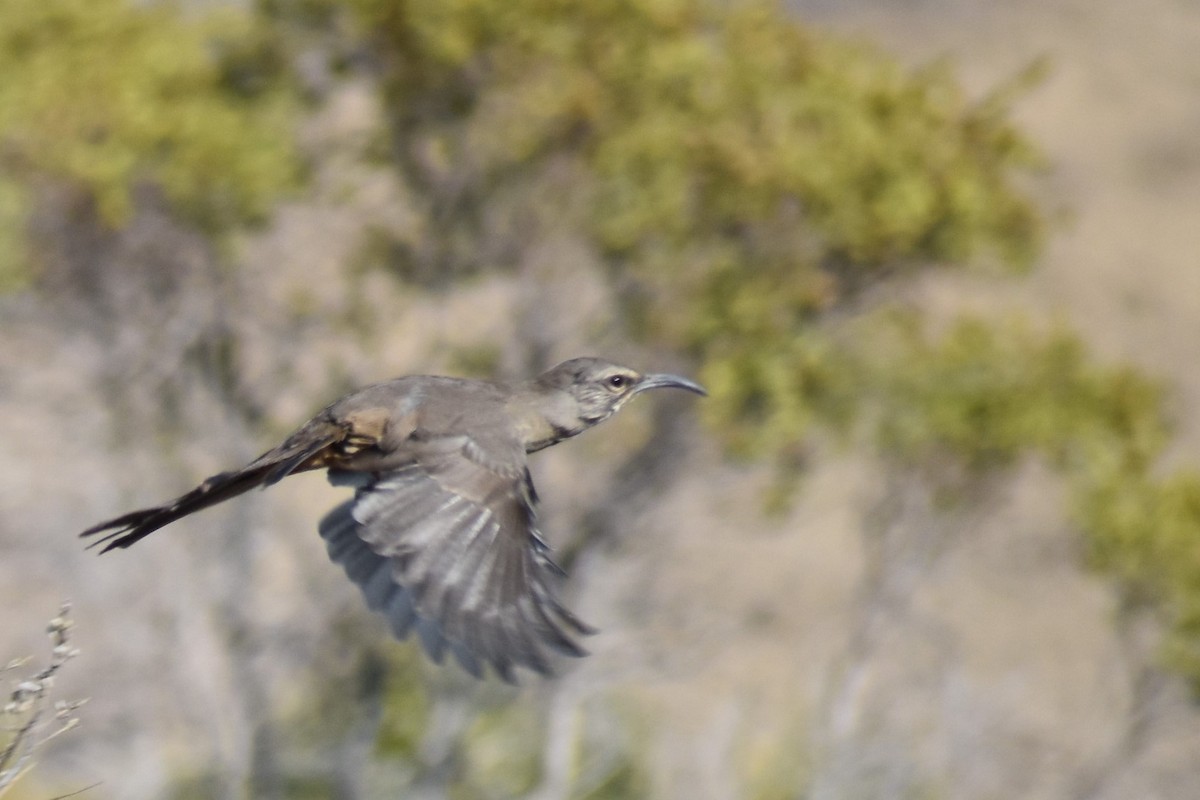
[81,425,343,553]
[81,466,272,552]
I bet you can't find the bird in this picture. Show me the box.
[80,357,706,682]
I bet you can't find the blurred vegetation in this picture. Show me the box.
[0,179,29,293]
[864,315,1165,471]
[1081,466,1200,680]
[808,311,1200,690]
[714,305,1200,688]
[329,0,1200,789]
[447,700,544,798]
[858,316,1200,668]
[707,305,1200,691]
[348,0,1042,313]
[337,0,1200,684]
[0,0,299,288]
[8,0,1200,795]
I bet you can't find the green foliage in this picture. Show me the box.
[567,699,651,800]
[346,0,1041,321]
[450,700,544,799]
[865,315,1167,472]
[701,311,1169,482]
[1080,467,1200,682]
[373,653,432,761]
[700,328,857,460]
[704,307,1200,687]
[828,313,1200,688]
[0,0,299,282]
[378,680,657,799]
[0,178,30,292]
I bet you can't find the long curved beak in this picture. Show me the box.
[634,373,708,397]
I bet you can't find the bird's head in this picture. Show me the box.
[519,357,706,450]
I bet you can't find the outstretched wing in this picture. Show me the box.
[318,434,594,682]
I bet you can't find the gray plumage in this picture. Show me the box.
[80,357,706,681]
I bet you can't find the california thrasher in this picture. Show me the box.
[81,357,706,681]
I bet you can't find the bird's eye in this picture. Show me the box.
[606,374,629,390]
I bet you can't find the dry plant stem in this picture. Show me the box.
[0,603,85,796]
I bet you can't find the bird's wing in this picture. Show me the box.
[318,433,594,682]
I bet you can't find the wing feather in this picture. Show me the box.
[317,435,591,681]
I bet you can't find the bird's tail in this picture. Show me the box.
[80,423,343,553]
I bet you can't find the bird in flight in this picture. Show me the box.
[81,357,706,682]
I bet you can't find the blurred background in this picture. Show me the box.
[2,0,1199,797]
